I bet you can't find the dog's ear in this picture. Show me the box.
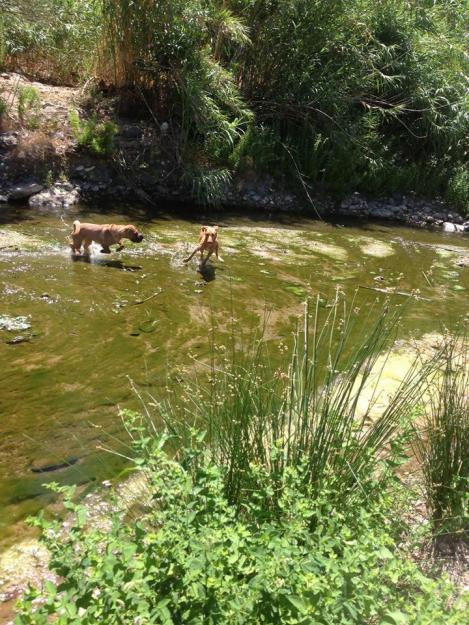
[200,226,207,232]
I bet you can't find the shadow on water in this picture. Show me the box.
[71,255,142,272]
[197,263,217,282]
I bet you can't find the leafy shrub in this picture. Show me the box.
[16,434,468,625]
[17,85,41,129]
[69,110,117,156]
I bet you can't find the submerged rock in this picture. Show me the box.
[6,335,31,345]
[0,229,43,249]
[30,456,79,473]
[0,315,31,331]
[359,239,395,258]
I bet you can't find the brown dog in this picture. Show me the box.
[70,220,144,255]
[183,225,223,267]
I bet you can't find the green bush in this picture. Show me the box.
[18,85,41,129]
[16,434,468,625]
[3,1,469,208]
[69,110,117,156]
[446,166,469,215]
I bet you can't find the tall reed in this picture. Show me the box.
[413,330,469,535]
[143,297,434,510]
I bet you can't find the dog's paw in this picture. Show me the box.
[100,248,111,254]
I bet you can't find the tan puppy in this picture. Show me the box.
[183,225,223,267]
[70,220,144,255]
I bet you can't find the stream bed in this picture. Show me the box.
[1,203,468,549]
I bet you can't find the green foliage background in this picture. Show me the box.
[0,0,468,208]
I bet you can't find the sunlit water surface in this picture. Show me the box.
[1,203,468,547]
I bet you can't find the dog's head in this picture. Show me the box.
[200,225,218,244]
[124,225,144,243]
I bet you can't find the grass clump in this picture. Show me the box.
[69,110,117,156]
[17,85,41,129]
[413,331,469,537]
[0,95,7,117]
[157,300,432,509]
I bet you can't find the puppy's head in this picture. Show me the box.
[124,225,144,243]
[200,225,218,244]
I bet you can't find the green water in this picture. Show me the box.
[0,204,468,547]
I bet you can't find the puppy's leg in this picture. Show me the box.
[71,235,83,255]
[201,249,213,267]
[83,239,92,255]
[215,241,224,263]
[100,246,112,254]
[183,245,202,263]
[116,239,125,252]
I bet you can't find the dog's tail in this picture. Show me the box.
[72,220,80,234]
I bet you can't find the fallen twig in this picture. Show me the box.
[359,285,431,301]
[422,271,433,287]
[131,289,163,305]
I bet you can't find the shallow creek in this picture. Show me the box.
[0,203,468,550]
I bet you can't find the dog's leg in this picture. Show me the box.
[100,246,112,254]
[116,239,125,252]
[83,239,92,255]
[215,242,224,263]
[71,235,83,255]
[183,245,202,263]
[201,249,213,267]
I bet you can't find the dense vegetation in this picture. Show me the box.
[1,1,468,209]
[15,302,469,624]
